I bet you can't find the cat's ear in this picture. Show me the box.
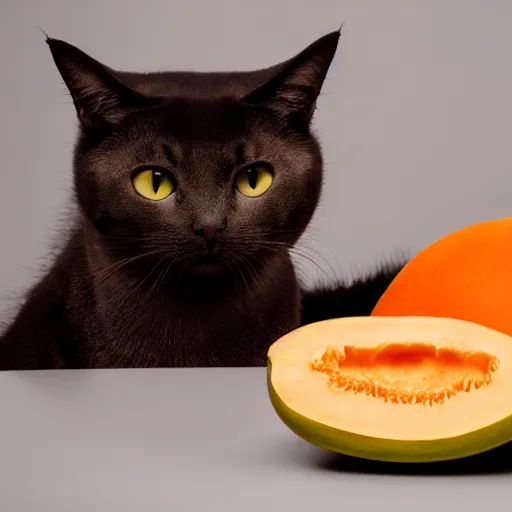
[46,37,156,129]
[243,30,340,130]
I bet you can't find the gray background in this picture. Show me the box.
[1,0,512,310]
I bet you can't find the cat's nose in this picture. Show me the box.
[192,219,226,240]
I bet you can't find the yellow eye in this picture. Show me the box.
[132,168,174,201]
[235,166,273,197]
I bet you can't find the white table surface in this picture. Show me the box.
[1,367,511,511]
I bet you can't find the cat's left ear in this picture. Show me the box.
[243,30,340,130]
[46,37,157,130]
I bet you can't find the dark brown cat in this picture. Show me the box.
[0,30,404,370]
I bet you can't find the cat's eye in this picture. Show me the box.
[132,168,175,201]
[235,165,273,197]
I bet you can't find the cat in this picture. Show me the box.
[0,30,404,370]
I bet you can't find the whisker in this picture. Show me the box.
[115,254,169,308]
[149,253,173,294]
[237,237,336,275]
[230,259,250,294]
[289,248,332,278]
[237,253,260,287]
[232,239,333,279]
[153,253,179,294]
[94,249,169,284]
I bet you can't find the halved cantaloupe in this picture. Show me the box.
[267,316,512,463]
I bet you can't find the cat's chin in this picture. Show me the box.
[185,256,228,278]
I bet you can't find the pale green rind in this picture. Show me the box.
[267,360,512,463]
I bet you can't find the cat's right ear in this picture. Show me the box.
[46,37,156,130]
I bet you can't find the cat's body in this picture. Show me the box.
[0,31,404,370]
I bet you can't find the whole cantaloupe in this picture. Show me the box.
[372,217,512,337]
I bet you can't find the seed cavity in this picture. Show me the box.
[310,342,499,406]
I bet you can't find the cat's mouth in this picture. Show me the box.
[187,255,227,277]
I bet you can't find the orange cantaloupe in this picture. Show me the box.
[371,217,512,337]
[267,316,512,462]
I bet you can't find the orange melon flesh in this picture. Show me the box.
[267,316,512,462]
[311,342,497,407]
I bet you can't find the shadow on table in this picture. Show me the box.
[309,441,512,476]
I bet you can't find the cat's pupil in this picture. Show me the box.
[152,170,163,193]
[247,168,258,189]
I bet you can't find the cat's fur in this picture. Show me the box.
[0,30,404,370]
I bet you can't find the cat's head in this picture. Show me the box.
[47,31,339,286]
